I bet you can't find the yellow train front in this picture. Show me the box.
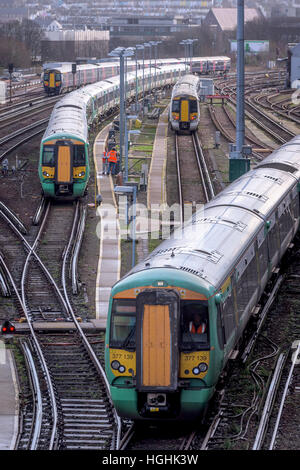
[43,68,63,95]
[105,268,219,422]
[169,75,200,133]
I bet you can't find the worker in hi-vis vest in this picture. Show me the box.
[189,312,207,334]
[107,148,117,175]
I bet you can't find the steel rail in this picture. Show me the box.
[0,252,59,449]
[0,127,47,163]
[252,352,286,450]
[61,201,122,450]
[0,200,27,234]
[22,341,44,450]
[174,132,184,226]
[71,204,87,294]
[192,131,215,201]
[269,342,300,450]
[0,117,49,146]
[0,264,11,297]
[18,202,71,319]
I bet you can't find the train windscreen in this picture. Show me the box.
[110,299,136,350]
[42,146,55,166]
[73,145,85,166]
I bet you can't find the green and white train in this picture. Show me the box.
[105,137,300,421]
[39,61,188,199]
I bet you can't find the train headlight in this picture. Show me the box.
[111,360,120,370]
[198,363,208,372]
[192,367,200,375]
[43,171,50,177]
[78,171,85,177]
[118,365,126,373]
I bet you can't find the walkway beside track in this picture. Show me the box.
[0,340,19,450]
[93,125,121,329]
[147,107,169,209]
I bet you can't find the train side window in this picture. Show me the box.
[258,239,268,281]
[279,205,293,243]
[180,300,209,351]
[221,292,235,343]
[268,224,279,261]
[73,145,85,166]
[110,299,136,350]
[217,305,225,349]
[42,146,55,166]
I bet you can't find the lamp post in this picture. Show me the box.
[143,42,152,91]
[188,39,198,74]
[136,44,144,113]
[180,40,189,72]
[229,0,250,182]
[149,40,162,93]
[108,47,134,176]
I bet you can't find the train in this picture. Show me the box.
[104,135,300,421]
[191,56,231,75]
[42,56,231,95]
[169,74,201,132]
[39,61,190,199]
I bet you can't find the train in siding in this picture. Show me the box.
[191,56,231,75]
[169,74,201,132]
[105,136,300,421]
[42,56,231,95]
[39,61,187,199]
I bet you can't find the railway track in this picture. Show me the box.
[0,118,48,164]
[216,75,296,145]
[0,199,121,450]
[208,104,275,160]
[175,131,214,224]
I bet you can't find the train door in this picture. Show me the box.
[136,290,180,391]
[180,100,189,122]
[49,71,55,90]
[56,142,72,184]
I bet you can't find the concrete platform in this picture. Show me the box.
[147,107,169,210]
[0,340,19,450]
[93,125,121,328]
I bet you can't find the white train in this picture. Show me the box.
[39,61,187,198]
[42,56,231,95]
[169,74,201,133]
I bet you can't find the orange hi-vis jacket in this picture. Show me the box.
[102,151,108,162]
[189,322,206,334]
[108,150,117,163]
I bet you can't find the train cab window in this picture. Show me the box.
[55,73,61,81]
[73,145,85,166]
[172,100,180,113]
[44,73,49,80]
[180,300,209,351]
[42,146,55,166]
[110,299,136,350]
[190,100,198,113]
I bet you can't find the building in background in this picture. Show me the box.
[41,28,109,62]
[203,7,261,32]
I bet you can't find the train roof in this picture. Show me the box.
[172,74,200,98]
[42,93,88,142]
[127,166,297,292]
[256,136,300,178]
